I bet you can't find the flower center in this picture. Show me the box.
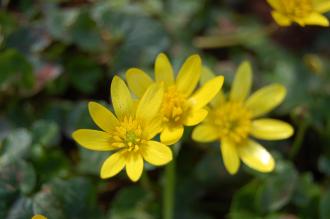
[211,101,252,144]
[281,0,313,18]
[161,85,187,124]
[110,116,146,151]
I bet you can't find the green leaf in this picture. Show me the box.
[0,49,34,89]
[32,120,60,147]
[6,197,33,219]
[0,129,32,165]
[255,161,298,213]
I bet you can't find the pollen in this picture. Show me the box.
[110,116,146,151]
[211,101,252,144]
[281,0,313,17]
[161,85,187,124]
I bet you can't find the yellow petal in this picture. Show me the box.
[145,117,163,139]
[126,68,153,97]
[88,101,118,132]
[192,124,218,142]
[237,139,275,173]
[100,151,126,179]
[245,84,286,118]
[32,215,47,219]
[302,12,329,26]
[72,129,114,151]
[271,11,292,26]
[160,125,184,145]
[183,108,208,126]
[136,84,164,123]
[141,141,173,166]
[188,76,224,110]
[251,119,294,140]
[155,53,174,86]
[220,139,240,175]
[230,61,252,102]
[125,152,144,182]
[111,76,134,118]
[267,0,282,10]
[176,54,202,97]
[315,0,330,13]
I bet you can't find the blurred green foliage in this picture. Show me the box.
[1,0,330,218]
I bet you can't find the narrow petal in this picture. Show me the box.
[192,124,218,142]
[155,53,174,86]
[111,76,134,118]
[271,11,292,26]
[188,76,224,110]
[315,0,330,13]
[220,139,240,175]
[230,61,252,102]
[176,54,202,97]
[183,108,208,126]
[126,68,153,97]
[245,84,286,118]
[302,12,329,26]
[141,141,173,166]
[100,151,126,179]
[237,140,275,173]
[136,84,164,123]
[251,119,294,140]
[160,125,184,145]
[125,152,144,182]
[267,0,282,10]
[88,102,118,132]
[72,129,114,151]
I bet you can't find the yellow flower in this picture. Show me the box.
[72,76,172,182]
[267,0,330,26]
[126,53,224,145]
[192,62,294,174]
[32,215,47,219]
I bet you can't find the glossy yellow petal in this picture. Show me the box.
[141,141,173,166]
[251,119,294,140]
[145,117,163,139]
[136,84,164,123]
[302,12,329,26]
[126,68,153,97]
[72,129,115,151]
[111,76,134,118]
[220,139,240,175]
[125,152,144,182]
[267,0,282,10]
[88,102,118,132]
[160,125,184,145]
[155,53,174,86]
[315,0,330,13]
[271,11,292,26]
[192,124,218,142]
[188,76,224,110]
[32,215,47,219]
[100,151,126,179]
[183,108,208,126]
[176,54,202,97]
[230,61,252,102]
[245,84,286,118]
[237,139,275,173]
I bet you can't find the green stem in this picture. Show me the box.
[289,119,309,159]
[163,157,176,219]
